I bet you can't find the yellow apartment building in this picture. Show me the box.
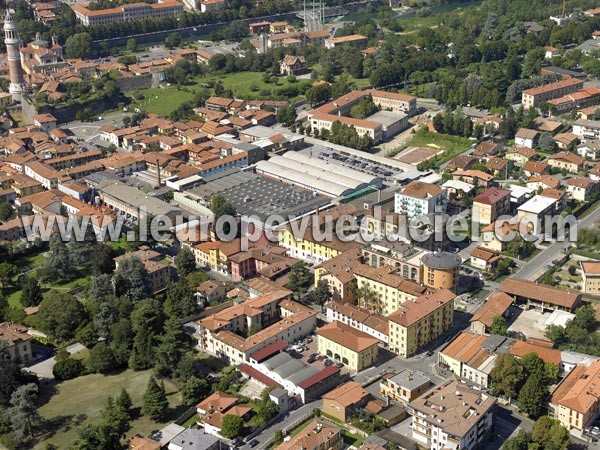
[388,289,455,358]
[316,320,379,372]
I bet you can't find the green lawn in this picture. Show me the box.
[35,370,183,449]
[127,71,305,116]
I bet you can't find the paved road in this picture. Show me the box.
[27,342,86,380]
[242,400,322,450]
[510,203,600,281]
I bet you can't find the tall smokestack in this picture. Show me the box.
[156,158,161,187]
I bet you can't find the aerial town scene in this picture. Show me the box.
[2,0,600,449]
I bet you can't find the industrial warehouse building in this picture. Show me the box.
[255,151,382,198]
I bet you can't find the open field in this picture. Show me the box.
[35,369,183,449]
[127,67,372,116]
[127,71,305,116]
[389,128,472,167]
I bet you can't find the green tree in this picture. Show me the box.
[490,353,524,400]
[0,201,15,222]
[65,32,94,59]
[489,315,508,335]
[538,132,556,152]
[53,349,84,380]
[179,376,209,405]
[164,32,181,49]
[503,430,531,450]
[164,278,198,318]
[114,257,152,302]
[116,388,133,418]
[209,195,235,220]
[311,279,332,312]
[287,262,312,298]
[275,106,297,126]
[101,396,130,436]
[220,414,243,439]
[154,316,190,377]
[20,276,43,308]
[176,245,196,278]
[87,342,117,374]
[38,293,88,342]
[273,430,284,446]
[126,38,137,52]
[305,84,331,106]
[91,244,115,275]
[45,234,71,280]
[142,377,168,420]
[518,371,546,419]
[6,383,41,440]
[0,263,17,289]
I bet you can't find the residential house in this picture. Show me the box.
[280,55,306,76]
[380,369,433,405]
[547,152,584,173]
[471,187,511,225]
[515,128,539,148]
[274,420,342,450]
[580,261,600,294]
[469,247,501,272]
[566,178,596,202]
[0,322,32,365]
[322,381,371,422]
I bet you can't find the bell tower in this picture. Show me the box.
[4,11,25,102]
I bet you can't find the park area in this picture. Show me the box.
[34,370,183,449]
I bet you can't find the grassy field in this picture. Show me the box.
[127,67,372,116]
[127,71,305,116]
[35,370,183,449]
[389,128,472,167]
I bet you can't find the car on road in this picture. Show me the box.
[426,350,434,357]
[248,439,259,448]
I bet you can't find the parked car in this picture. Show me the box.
[248,439,259,448]
[307,356,318,364]
[323,358,332,366]
[335,362,344,368]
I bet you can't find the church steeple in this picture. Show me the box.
[4,11,25,102]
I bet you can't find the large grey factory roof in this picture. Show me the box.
[186,169,329,220]
[261,352,319,386]
[187,169,328,221]
[256,152,381,198]
[97,180,183,218]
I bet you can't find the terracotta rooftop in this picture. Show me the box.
[499,278,580,309]
[317,320,379,353]
[470,292,513,328]
[388,289,456,327]
[473,187,511,205]
[323,381,370,407]
[551,361,600,415]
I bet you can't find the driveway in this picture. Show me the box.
[27,342,86,380]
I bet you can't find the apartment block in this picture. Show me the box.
[388,289,455,358]
[409,377,496,450]
[521,77,584,109]
[394,181,446,218]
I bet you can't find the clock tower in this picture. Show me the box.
[4,11,25,102]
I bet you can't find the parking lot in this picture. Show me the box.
[312,149,405,184]
[286,334,351,377]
